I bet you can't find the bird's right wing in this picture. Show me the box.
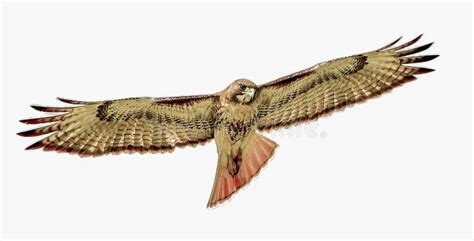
[18,95,219,157]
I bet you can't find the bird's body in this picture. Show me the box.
[18,35,438,207]
[215,91,258,145]
[210,79,275,206]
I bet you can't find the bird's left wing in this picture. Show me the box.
[18,95,219,157]
[255,35,438,131]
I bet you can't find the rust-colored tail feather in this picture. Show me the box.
[207,134,277,208]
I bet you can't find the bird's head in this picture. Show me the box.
[226,78,257,104]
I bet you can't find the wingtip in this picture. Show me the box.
[422,42,435,51]
[18,129,42,137]
[392,35,403,44]
[19,118,38,124]
[424,54,440,61]
[57,97,78,104]
[30,105,44,111]
[386,34,425,52]
[57,97,68,102]
[19,119,31,124]
[19,115,64,124]
[57,97,97,105]
[412,34,423,43]
[425,54,440,62]
[390,35,403,45]
[30,105,74,112]
[25,140,45,150]
[17,129,34,137]
[398,42,435,57]
[415,67,436,75]
[377,35,403,51]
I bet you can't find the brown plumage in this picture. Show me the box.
[18,35,438,207]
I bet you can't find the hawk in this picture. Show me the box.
[18,35,438,208]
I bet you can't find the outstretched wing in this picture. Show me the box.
[18,95,219,157]
[255,35,439,131]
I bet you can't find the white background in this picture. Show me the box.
[2,2,472,239]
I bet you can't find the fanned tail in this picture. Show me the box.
[207,133,277,208]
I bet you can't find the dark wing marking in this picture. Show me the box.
[255,35,439,130]
[18,95,219,157]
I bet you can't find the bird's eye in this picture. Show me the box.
[239,85,246,90]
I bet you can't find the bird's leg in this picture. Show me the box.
[227,153,242,176]
[228,159,237,176]
[227,145,243,176]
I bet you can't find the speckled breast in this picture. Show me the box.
[215,105,258,144]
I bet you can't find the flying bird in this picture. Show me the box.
[18,35,438,207]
